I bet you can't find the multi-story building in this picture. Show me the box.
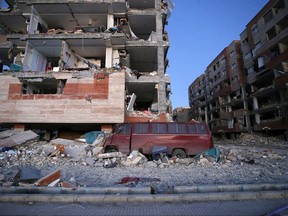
[189,74,207,123]
[172,106,191,122]
[0,0,173,135]
[189,0,288,138]
[205,41,247,137]
[240,0,288,133]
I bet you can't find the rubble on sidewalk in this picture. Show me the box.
[97,152,127,159]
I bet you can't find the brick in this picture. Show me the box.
[8,84,22,95]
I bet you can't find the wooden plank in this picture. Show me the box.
[35,169,61,186]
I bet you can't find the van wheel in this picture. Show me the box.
[172,149,186,159]
[106,146,118,153]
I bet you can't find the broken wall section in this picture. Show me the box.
[0,71,125,124]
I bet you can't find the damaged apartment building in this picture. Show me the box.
[189,0,288,138]
[0,0,173,136]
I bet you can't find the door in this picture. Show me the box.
[112,124,131,154]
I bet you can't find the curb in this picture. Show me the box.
[1,183,288,203]
[174,183,288,193]
[0,191,287,203]
[0,186,151,195]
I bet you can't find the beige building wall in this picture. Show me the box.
[0,72,125,124]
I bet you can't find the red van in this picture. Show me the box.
[103,122,214,158]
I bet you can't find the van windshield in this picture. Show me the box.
[112,125,119,133]
[112,124,131,134]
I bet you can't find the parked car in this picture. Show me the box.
[103,122,214,158]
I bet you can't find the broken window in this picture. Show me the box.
[23,40,62,72]
[128,15,156,40]
[266,27,277,41]
[28,7,48,34]
[61,40,104,70]
[276,15,288,35]
[128,0,155,9]
[20,78,65,94]
[271,46,280,58]
[242,37,249,46]
[263,9,273,24]
[127,47,157,72]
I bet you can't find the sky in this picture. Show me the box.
[166,0,269,109]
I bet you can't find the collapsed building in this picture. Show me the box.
[189,0,288,138]
[0,0,174,137]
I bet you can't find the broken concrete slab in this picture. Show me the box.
[50,138,89,158]
[0,130,39,148]
[50,138,86,147]
[103,159,117,168]
[175,157,194,166]
[92,147,104,156]
[85,157,95,166]
[14,167,41,184]
[0,130,17,139]
[122,150,148,167]
[35,169,61,186]
[96,152,127,159]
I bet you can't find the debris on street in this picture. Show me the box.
[0,130,287,193]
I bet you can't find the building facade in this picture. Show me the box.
[0,0,173,133]
[240,0,288,132]
[189,0,288,138]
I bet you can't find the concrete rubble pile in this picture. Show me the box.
[218,145,286,165]
[0,130,287,188]
[215,133,288,147]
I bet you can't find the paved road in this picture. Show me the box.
[0,199,287,216]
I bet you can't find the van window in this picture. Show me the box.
[152,123,167,134]
[168,123,177,133]
[187,124,197,134]
[196,124,207,134]
[178,123,187,133]
[118,124,131,135]
[134,123,149,134]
